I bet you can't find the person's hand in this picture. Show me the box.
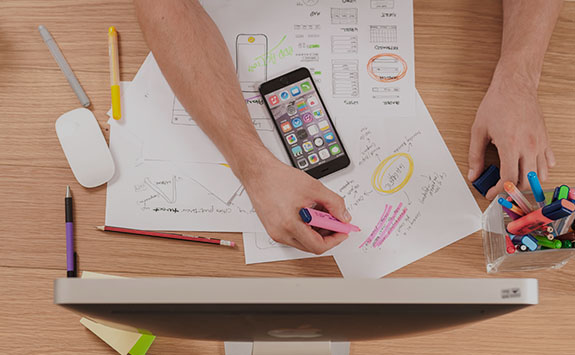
[241,153,351,255]
[468,73,555,200]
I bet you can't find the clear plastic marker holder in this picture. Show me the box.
[482,190,575,273]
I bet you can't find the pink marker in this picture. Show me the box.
[299,208,360,234]
[569,188,575,201]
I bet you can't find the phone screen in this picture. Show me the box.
[261,70,349,177]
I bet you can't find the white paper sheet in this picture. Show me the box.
[201,0,416,117]
[243,232,324,264]
[105,83,264,232]
[328,93,482,278]
[129,0,416,164]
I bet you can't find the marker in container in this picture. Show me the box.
[557,185,570,200]
[507,199,575,236]
[511,234,538,251]
[527,171,546,208]
[498,197,525,217]
[502,206,521,220]
[556,231,575,241]
[504,181,533,214]
[534,235,562,249]
[569,188,575,202]
[504,234,516,254]
[299,208,360,234]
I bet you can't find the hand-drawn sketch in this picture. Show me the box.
[236,34,268,93]
[371,152,414,194]
[369,25,397,43]
[332,60,359,98]
[367,53,408,83]
[371,0,395,9]
[330,8,358,25]
[144,176,177,204]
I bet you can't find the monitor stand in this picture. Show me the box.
[225,341,350,355]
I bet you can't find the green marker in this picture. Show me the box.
[535,235,562,249]
[561,240,572,249]
[557,185,570,200]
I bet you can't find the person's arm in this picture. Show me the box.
[468,0,562,199]
[134,0,351,254]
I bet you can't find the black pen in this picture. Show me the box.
[65,186,77,277]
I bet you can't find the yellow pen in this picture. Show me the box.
[108,26,121,120]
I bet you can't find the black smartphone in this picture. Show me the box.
[259,67,350,179]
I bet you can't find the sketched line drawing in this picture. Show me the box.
[144,176,177,204]
[367,53,407,83]
[303,0,319,5]
[236,34,268,93]
[371,0,394,9]
[331,35,358,54]
[254,233,289,249]
[332,59,359,98]
[369,25,397,43]
[171,96,194,126]
[330,8,358,25]
[371,152,414,194]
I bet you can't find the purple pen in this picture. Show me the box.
[65,186,76,277]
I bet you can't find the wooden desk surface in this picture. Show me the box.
[1,1,574,354]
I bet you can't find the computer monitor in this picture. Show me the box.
[54,278,537,355]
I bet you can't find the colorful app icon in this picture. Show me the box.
[329,143,342,155]
[286,133,297,145]
[314,137,324,147]
[302,141,313,152]
[307,124,319,136]
[301,81,312,92]
[281,121,292,133]
[318,120,329,131]
[319,149,330,160]
[279,91,290,101]
[296,129,308,140]
[268,95,280,106]
[287,104,297,116]
[296,100,307,112]
[297,159,309,169]
[307,95,319,107]
[302,112,314,123]
[292,145,303,157]
[291,117,303,128]
[324,132,335,143]
[308,153,319,164]
[312,108,324,118]
[290,86,301,97]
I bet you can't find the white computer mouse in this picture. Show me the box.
[55,108,115,188]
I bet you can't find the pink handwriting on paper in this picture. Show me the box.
[373,202,403,247]
[360,204,390,248]
[374,207,407,247]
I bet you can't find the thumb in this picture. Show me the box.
[468,124,489,182]
[313,184,351,223]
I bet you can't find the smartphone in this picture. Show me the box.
[236,34,268,93]
[259,67,350,179]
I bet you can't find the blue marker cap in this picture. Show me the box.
[527,171,545,203]
[498,197,513,210]
[472,165,500,197]
[521,235,538,251]
[299,208,312,223]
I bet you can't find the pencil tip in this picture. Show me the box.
[96,226,104,231]
[66,185,71,197]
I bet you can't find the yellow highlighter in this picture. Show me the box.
[108,26,121,120]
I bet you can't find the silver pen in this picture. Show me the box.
[38,25,91,107]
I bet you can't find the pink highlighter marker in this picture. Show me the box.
[299,208,360,234]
